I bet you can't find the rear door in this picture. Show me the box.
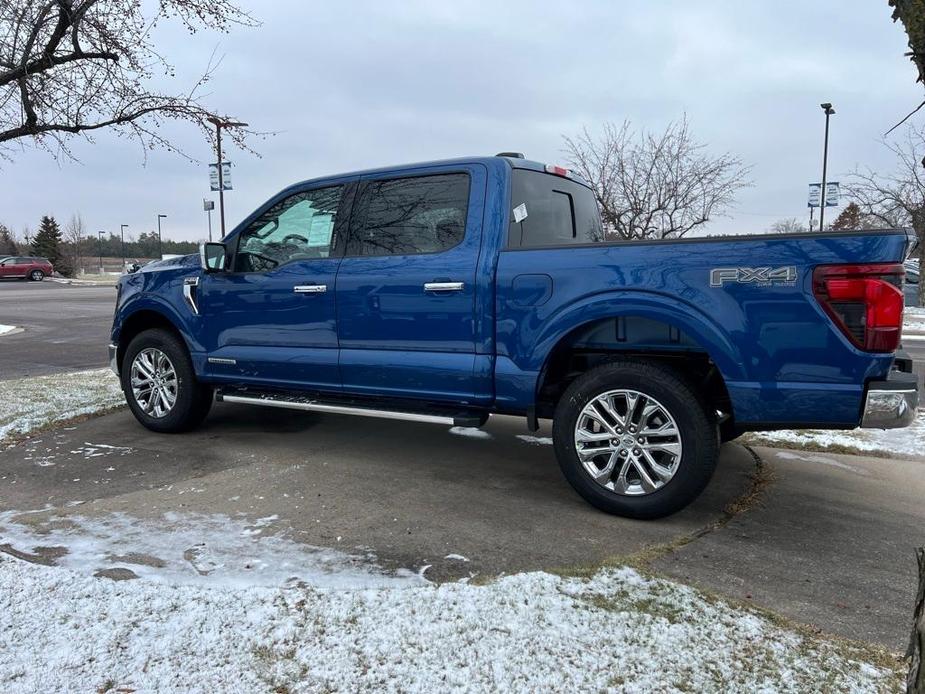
[335,164,490,404]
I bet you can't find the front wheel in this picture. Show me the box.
[29,270,44,281]
[552,360,718,519]
[121,328,213,433]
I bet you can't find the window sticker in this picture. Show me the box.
[512,203,528,223]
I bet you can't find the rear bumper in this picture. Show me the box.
[108,343,118,376]
[860,367,918,429]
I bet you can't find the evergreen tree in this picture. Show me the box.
[831,202,863,231]
[0,224,16,255]
[31,215,73,276]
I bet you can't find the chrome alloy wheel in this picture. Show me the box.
[574,389,683,496]
[130,347,178,418]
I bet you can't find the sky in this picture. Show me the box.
[1,0,921,244]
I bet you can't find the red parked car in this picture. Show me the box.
[0,256,54,281]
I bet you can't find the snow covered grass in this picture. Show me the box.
[0,558,902,693]
[745,407,925,459]
[0,368,123,443]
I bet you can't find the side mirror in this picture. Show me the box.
[200,242,227,273]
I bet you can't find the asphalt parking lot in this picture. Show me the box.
[0,281,114,380]
[1,279,923,652]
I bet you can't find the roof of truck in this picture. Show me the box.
[286,155,592,191]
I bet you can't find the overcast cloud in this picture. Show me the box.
[1,0,919,243]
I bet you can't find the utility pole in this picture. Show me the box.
[120,224,128,270]
[97,231,104,273]
[819,103,835,231]
[207,116,248,237]
[156,214,167,258]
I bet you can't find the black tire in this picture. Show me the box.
[121,328,213,433]
[29,269,44,281]
[552,360,718,519]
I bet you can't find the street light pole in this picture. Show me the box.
[120,224,128,270]
[98,231,104,273]
[207,116,248,237]
[156,214,167,258]
[819,103,835,231]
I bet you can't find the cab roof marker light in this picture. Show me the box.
[544,164,572,178]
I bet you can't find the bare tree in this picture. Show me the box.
[563,118,751,240]
[0,0,258,161]
[845,124,925,304]
[63,212,85,273]
[767,218,807,234]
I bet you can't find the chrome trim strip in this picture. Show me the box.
[293,285,327,294]
[183,276,200,315]
[220,393,456,425]
[423,281,464,292]
[207,357,237,365]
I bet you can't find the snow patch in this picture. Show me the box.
[517,434,553,445]
[0,324,17,337]
[748,408,925,459]
[0,510,424,589]
[448,426,492,439]
[444,553,470,562]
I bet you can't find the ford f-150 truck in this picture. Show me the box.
[109,154,919,518]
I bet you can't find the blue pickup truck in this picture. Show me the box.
[109,154,919,518]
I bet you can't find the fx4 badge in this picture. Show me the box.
[709,266,797,287]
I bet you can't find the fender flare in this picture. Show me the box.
[530,289,747,383]
[115,294,203,354]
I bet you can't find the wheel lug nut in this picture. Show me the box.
[633,448,641,455]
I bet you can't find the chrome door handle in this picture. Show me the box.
[423,282,464,292]
[294,284,327,294]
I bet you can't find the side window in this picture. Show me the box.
[508,170,604,248]
[350,173,470,256]
[235,186,342,272]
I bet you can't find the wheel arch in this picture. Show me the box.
[115,305,190,375]
[532,298,742,424]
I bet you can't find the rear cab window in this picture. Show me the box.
[507,169,603,248]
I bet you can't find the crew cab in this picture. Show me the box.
[108,155,919,518]
[0,256,53,281]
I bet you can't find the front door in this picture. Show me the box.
[0,258,26,278]
[198,184,347,391]
[335,165,491,404]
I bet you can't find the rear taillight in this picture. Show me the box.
[812,263,905,353]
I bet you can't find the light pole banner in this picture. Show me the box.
[209,162,233,191]
[824,181,839,207]
[807,183,822,208]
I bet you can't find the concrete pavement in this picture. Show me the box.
[0,282,114,380]
[0,404,921,650]
[654,445,924,650]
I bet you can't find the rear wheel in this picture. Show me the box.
[29,270,44,281]
[552,360,718,519]
[121,328,213,433]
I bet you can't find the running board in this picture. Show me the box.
[216,390,487,427]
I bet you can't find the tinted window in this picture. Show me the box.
[350,173,470,256]
[508,170,604,248]
[235,186,342,272]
